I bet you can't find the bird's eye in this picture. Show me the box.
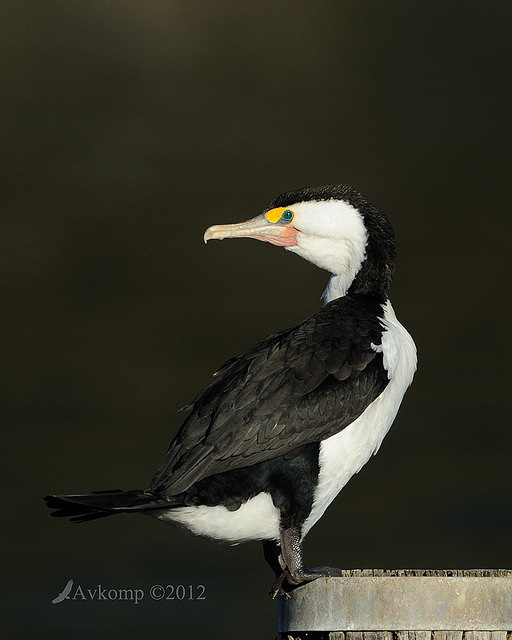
[281,209,294,222]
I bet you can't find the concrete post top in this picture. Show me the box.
[279,569,512,632]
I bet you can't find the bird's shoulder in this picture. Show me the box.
[223,294,383,380]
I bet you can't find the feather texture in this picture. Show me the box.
[150,294,389,496]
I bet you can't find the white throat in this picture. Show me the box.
[285,199,368,296]
[322,274,352,303]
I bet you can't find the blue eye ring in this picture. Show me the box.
[281,209,294,222]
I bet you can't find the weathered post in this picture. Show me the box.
[278,569,512,640]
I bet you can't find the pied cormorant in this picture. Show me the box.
[45,184,417,596]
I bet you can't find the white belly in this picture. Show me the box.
[153,491,280,544]
[302,300,417,539]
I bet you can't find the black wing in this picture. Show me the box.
[151,295,388,495]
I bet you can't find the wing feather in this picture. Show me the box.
[151,295,388,495]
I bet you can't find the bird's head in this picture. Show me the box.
[204,184,396,301]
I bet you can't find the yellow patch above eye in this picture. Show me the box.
[265,207,290,223]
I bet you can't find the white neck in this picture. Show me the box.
[321,274,352,304]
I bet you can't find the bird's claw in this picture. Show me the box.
[270,572,287,599]
[270,565,345,598]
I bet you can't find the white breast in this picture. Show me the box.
[301,299,417,539]
[152,300,415,546]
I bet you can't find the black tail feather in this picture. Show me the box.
[44,489,168,523]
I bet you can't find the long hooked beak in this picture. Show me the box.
[204,213,298,247]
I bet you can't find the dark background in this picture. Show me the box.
[3,1,511,638]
